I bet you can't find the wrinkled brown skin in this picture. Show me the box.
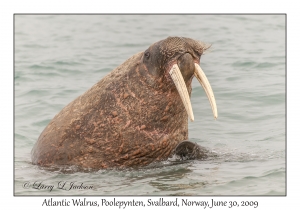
[31,37,209,169]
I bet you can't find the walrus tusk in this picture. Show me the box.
[194,63,218,119]
[169,64,194,122]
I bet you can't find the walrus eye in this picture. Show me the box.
[144,51,150,59]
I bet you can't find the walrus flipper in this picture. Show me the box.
[174,141,209,161]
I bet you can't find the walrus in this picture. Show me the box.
[31,36,218,169]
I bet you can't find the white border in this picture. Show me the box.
[2,0,296,209]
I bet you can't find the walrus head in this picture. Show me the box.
[31,36,218,169]
[141,36,217,121]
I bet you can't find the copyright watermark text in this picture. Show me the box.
[22,181,93,192]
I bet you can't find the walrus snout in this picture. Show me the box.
[177,53,195,84]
